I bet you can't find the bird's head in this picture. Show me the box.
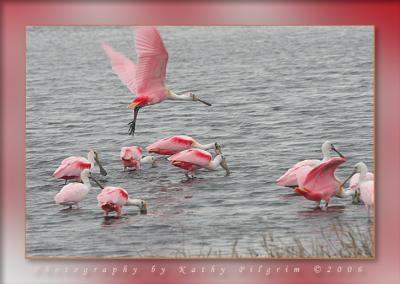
[188,92,212,106]
[322,141,344,158]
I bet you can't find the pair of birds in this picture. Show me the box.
[53,150,146,216]
[277,141,374,219]
[122,135,230,178]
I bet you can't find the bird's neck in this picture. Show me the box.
[140,156,153,165]
[87,153,96,167]
[336,185,354,198]
[126,198,142,208]
[167,90,191,101]
[81,176,91,188]
[321,145,331,161]
[193,141,215,151]
[207,155,223,170]
[358,167,368,183]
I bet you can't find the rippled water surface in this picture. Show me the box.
[26,26,373,257]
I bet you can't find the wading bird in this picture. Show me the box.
[120,146,157,171]
[342,162,374,220]
[294,157,347,208]
[146,135,218,156]
[102,26,211,136]
[54,169,99,209]
[53,150,107,184]
[168,145,230,178]
[276,141,344,188]
[97,187,147,217]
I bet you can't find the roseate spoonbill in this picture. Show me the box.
[102,27,211,136]
[146,135,218,156]
[277,141,344,188]
[342,162,374,220]
[120,146,156,171]
[97,187,147,217]
[53,150,107,184]
[168,145,230,178]
[294,157,347,208]
[54,169,100,208]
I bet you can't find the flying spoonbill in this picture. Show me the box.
[102,27,211,136]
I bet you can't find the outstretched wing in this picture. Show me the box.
[303,157,346,198]
[102,42,137,94]
[135,26,168,95]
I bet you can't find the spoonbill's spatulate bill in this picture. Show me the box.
[276,141,344,188]
[97,187,147,217]
[168,147,230,178]
[294,157,347,208]
[146,135,218,156]
[54,169,100,208]
[120,146,156,171]
[53,150,107,183]
[102,27,212,136]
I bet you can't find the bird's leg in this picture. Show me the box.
[325,201,329,209]
[103,211,108,217]
[315,200,321,208]
[69,205,72,209]
[128,106,140,136]
[64,179,67,185]
[123,166,126,172]
[117,208,122,218]
[367,206,371,223]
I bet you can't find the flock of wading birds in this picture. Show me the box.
[52,27,374,219]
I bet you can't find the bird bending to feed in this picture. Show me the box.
[341,162,374,220]
[54,169,99,209]
[347,171,374,204]
[146,135,219,156]
[294,157,347,208]
[97,187,147,217]
[168,144,230,178]
[120,146,157,171]
[276,141,344,188]
[102,26,211,136]
[53,150,107,184]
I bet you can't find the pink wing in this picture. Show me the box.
[276,159,321,187]
[146,136,194,155]
[102,42,137,94]
[349,172,374,192]
[120,146,143,160]
[53,157,91,178]
[168,149,212,167]
[97,187,129,206]
[54,183,89,204]
[302,157,347,201]
[135,27,168,96]
[360,180,374,206]
[295,165,314,189]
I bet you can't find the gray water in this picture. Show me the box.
[26,26,374,257]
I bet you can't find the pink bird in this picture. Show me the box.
[102,26,211,136]
[146,135,218,156]
[97,187,147,217]
[53,150,107,184]
[54,169,98,208]
[342,162,374,220]
[294,157,347,208]
[277,141,344,188]
[168,147,230,178]
[120,146,156,171]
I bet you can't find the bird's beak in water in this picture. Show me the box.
[140,203,148,214]
[193,95,212,106]
[340,169,357,187]
[221,159,231,176]
[94,156,107,176]
[90,175,104,189]
[332,145,344,158]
